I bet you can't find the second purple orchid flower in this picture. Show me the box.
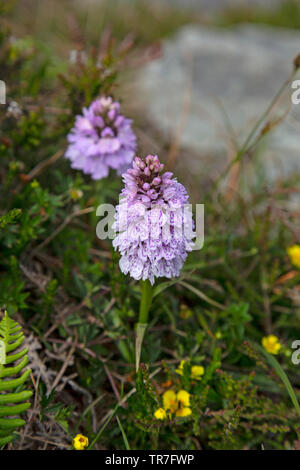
[65,96,136,180]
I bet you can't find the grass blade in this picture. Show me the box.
[179,280,226,310]
[256,343,300,419]
[116,415,131,450]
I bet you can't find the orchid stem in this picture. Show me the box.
[136,280,154,371]
[138,280,153,324]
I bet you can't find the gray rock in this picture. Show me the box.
[163,0,282,13]
[137,25,300,182]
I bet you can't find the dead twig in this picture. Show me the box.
[32,206,95,255]
[49,345,75,393]
[20,149,64,183]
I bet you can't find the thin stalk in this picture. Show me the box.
[135,280,154,371]
[213,67,298,190]
[138,279,153,324]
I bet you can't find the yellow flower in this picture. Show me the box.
[161,389,192,418]
[191,365,205,380]
[154,407,167,420]
[163,390,178,414]
[287,245,300,269]
[262,335,281,355]
[175,360,186,376]
[176,390,191,417]
[73,434,89,450]
[176,360,204,380]
[176,406,192,417]
[177,390,190,407]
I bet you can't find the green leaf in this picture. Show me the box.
[116,415,131,450]
[256,343,300,419]
[0,311,32,446]
[179,280,226,310]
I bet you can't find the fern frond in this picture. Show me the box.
[0,311,32,447]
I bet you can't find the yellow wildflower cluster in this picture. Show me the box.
[262,335,281,355]
[73,434,89,450]
[176,360,204,380]
[154,389,192,420]
[287,245,300,269]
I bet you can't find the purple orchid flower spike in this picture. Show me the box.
[112,154,195,370]
[65,97,136,180]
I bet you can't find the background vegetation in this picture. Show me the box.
[0,0,299,450]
